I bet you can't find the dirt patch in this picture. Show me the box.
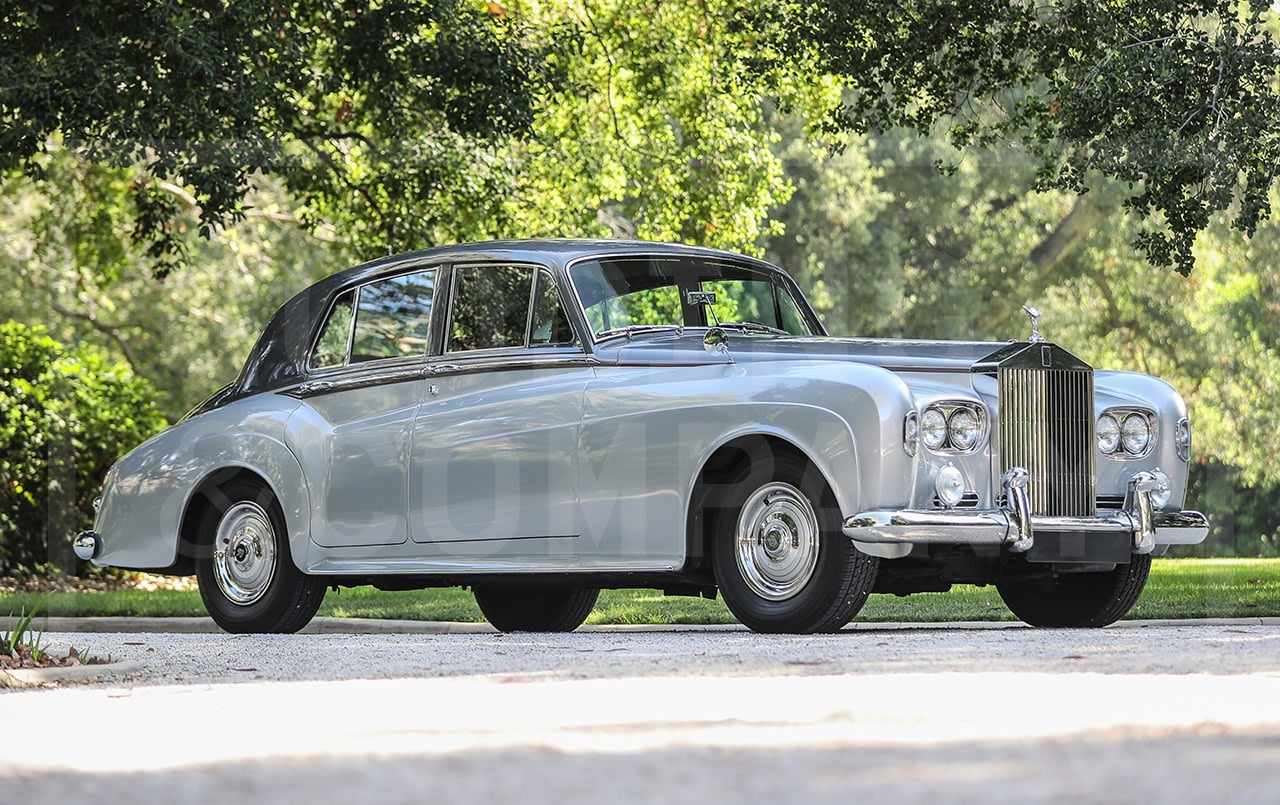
[1,644,110,671]
[0,572,197,594]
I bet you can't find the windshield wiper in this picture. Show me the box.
[596,324,685,342]
[717,321,789,335]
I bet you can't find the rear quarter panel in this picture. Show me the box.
[94,395,307,571]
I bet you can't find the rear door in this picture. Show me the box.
[290,267,439,548]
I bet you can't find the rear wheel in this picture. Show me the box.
[710,454,878,634]
[997,554,1151,627]
[194,479,327,634]
[472,586,599,632]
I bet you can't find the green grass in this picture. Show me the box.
[2,558,1277,625]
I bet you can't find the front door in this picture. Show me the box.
[409,265,589,564]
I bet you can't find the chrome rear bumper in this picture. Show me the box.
[843,468,1209,554]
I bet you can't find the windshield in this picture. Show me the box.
[569,256,815,339]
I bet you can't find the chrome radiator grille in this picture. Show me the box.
[997,364,1096,517]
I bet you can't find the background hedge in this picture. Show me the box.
[0,321,165,574]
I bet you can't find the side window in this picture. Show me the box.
[449,265,535,352]
[777,289,809,335]
[350,268,438,363]
[310,289,355,369]
[530,272,577,346]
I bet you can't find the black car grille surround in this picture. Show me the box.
[979,343,1097,518]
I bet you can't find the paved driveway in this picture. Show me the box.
[3,623,1279,803]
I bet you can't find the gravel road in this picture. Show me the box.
[3,623,1279,803]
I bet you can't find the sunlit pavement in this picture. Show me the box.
[3,624,1278,803]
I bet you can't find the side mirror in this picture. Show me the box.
[703,326,729,354]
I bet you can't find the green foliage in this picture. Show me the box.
[2,593,50,655]
[501,0,796,251]
[0,151,342,418]
[0,323,166,574]
[0,0,549,264]
[752,1,1280,274]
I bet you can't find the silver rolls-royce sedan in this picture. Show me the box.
[75,240,1208,634]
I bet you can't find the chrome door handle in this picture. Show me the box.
[429,364,460,375]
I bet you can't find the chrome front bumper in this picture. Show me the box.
[843,468,1209,554]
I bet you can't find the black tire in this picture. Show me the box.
[997,554,1151,628]
[473,586,599,632]
[194,479,327,634]
[710,453,879,634]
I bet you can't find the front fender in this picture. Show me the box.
[580,360,916,564]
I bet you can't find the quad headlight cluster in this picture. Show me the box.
[905,402,987,455]
[1097,409,1156,458]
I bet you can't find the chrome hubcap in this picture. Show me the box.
[212,501,277,606]
[735,482,820,601]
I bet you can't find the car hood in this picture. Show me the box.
[600,332,1008,372]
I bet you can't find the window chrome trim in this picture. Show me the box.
[284,360,429,399]
[424,353,591,380]
[1098,406,1158,460]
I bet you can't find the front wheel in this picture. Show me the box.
[997,554,1151,627]
[710,455,879,634]
[194,479,327,634]
[472,586,599,632]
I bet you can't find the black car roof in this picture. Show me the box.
[233,239,778,396]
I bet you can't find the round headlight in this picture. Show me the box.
[948,408,982,451]
[1097,413,1121,454]
[1121,413,1152,455]
[903,411,920,456]
[921,408,948,450]
[935,465,966,508]
[1151,469,1172,509]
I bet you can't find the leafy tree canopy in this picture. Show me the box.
[750,1,1280,274]
[7,1,1276,274]
[0,0,549,270]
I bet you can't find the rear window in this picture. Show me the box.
[311,290,355,369]
[350,269,439,362]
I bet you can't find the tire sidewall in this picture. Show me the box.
[711,453,856,632]
[194,480,306,632]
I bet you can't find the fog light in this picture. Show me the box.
[935,465,966,508]
[1151,469,1172,509]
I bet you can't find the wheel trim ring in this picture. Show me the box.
[213,501,278,606]
[734,482,820,601]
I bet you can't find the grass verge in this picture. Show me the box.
[1,558,1276,625]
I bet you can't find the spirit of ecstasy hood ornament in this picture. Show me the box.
[1022,305,1045,343]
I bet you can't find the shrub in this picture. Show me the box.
[0,322,166,574]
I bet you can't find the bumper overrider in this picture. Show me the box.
[844,468,1209,555]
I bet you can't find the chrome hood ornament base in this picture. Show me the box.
[1022,305,1045,343]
